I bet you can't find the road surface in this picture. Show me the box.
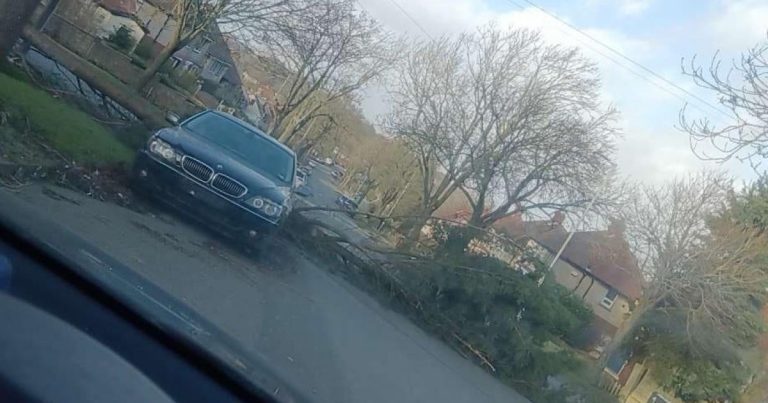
[0,181,529,403]
[299,164,376,245]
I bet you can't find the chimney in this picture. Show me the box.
[551,211,565,227]
[608,218,626,236]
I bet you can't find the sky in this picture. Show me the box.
[355,0,768,184]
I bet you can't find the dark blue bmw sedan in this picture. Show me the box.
[133,110,296,242]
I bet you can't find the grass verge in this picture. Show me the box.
[0,72,132,165]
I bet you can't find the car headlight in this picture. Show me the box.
[148,138,181,163]
[248,197,284,218]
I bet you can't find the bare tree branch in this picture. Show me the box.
[680,34,768,172]
[384,26,619,238]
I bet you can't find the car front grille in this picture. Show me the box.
[181,156,213,182]
[211,174,247,197]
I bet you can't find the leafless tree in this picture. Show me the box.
[609,171,768,359]
[383,35,465,238]
[245,0,396,141]
[133,0,298,90]
[621,171,730,281]
[385,27,619,238]
[458,28,619,228]
[680,34,768,171]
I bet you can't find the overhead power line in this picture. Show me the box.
[384,0,435,40]
[504,0,734,120]
[379,0,733,121]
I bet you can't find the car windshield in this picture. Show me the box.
[183,112,294,186]
[2,2,768,403]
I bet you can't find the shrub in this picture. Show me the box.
[107,25,135,51]
[172,69,200,93]
[132,39,154,61]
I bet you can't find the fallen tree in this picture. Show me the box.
[283,207,616,402]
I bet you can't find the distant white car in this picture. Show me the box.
[296,170,307,187]
[324,157,333,165]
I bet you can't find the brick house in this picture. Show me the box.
[599,348,682,403]
[134,0,177,57]
[169,25,246,109]
[495,213,644,353]
[38,0,145,52]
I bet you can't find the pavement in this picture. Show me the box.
[0,173,529,403]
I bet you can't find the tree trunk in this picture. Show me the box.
[404,212,431,245]
[133,31,181,91]
[0,0,39,58]
[296,141,314,162]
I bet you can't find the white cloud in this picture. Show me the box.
[618,0,653,16]
[709,0,768,51]
[356,0,756,184]
[587,0,653,16]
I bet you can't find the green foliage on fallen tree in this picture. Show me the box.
[285,213,605,402]
[628,309,756,402]
[405,224,597,400]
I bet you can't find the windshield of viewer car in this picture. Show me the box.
[183,112,294,186]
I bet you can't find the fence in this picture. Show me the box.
[40,13,202,118]
[42,13,142,86]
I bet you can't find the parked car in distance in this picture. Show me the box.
[296,169,307,187]
[330,170,344,181]
[133,110,296,244]
[335,194,358,216]
[324,157,333,165]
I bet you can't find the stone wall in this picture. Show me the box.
[41,13,202,118]
[89,41,143,85]
[144,82,202,119]
[44,14,142,86]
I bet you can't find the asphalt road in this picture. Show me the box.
[0,179,529,403]
[299,164,374,245]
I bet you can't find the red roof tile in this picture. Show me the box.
[494,216,644,300]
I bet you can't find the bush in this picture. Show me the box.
[158,60,200,94]
[132,39,154,61]
[172,69,200,93]
[107,25,135,51]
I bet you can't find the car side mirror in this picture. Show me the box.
[166,112,181,126]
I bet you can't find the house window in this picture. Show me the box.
[191,37,212,53]
[180,60,199,74]
[207,59,227,76]
[600,288,618,309]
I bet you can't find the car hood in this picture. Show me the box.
[155,128,291,203]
